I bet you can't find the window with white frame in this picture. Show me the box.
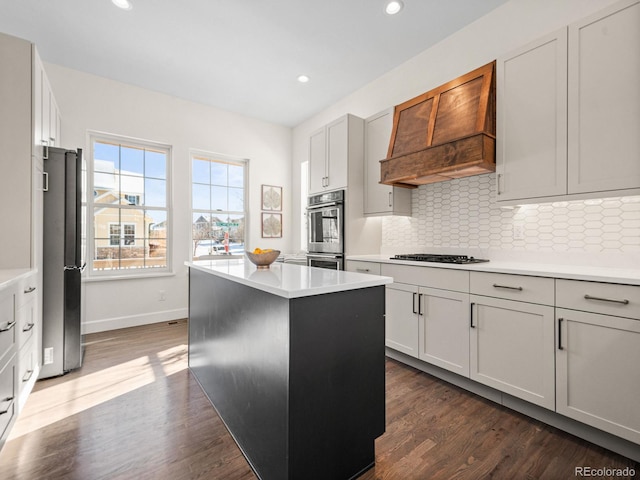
[87,133,171,275]
[191,152,247,259]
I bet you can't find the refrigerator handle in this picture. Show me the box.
[43,172,49,192]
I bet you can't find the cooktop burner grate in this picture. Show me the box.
[390,254,490,264]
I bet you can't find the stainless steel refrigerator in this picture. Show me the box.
[40,147,84,379]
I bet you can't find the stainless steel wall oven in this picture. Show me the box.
[307,190,344,269]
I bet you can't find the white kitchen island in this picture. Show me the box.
[186,259,392,480]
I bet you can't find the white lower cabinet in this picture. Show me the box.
[418,287,470,377]
[382,264,470,368]
[555,279,640,445]
[470,296,555,410]
[556,308,640,444]
[385,283,419,357]
[353,259,640,454]
[469,272,556,410]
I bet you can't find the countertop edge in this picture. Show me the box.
[0,268,34,290]
[346,255,640,286]
[187,261,392,299]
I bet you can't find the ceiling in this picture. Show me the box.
[0,0,509,127]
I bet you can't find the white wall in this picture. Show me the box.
[290,0,622,253]
[46,64,293,333]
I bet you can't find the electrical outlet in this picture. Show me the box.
[513,223,525,240]
[44,347,53,365]
[159,290,166,301]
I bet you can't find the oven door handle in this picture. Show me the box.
[307,201,340,210]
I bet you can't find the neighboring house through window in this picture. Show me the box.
[87,133,171,275]
[191,151,247,259]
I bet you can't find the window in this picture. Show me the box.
[109,223,136,246]
[124,194,140,205]
[191,152,247,259]
[87,133,171,275]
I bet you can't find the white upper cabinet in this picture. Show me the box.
[364,108,411,216]
[496,29,568,202]
[308,114,363,195]
[33,46,61,156]
[308,127,327,194]
[567,0,640,194]
[496,0,640,204]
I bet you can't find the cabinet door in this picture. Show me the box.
[364,109,411,216]
[49,96,59,147]
[326,116,349,191]
[41,73,51,148]
[308,127,326,195]
[385,283,419,357]
[496,29,568,202]
[568,0,640,194]
[418,287,470,377]
[470,295,555,410]
[556,308,640,444]
[32,48,44,157]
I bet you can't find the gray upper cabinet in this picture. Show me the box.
[308,114,362,195]
[567,0,640,195]
[496,29,568,202]
[497,0,640,205]
[364,109,411,216]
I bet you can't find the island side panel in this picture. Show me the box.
[288,285,386,480]
[188,268,290,480]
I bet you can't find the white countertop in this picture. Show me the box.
[0,269,32,290]
[347,255,640,286]
[187,259,392,299]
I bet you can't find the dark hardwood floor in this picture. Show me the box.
[0,321,637,479]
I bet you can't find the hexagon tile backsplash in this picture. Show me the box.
[381,173,640,265]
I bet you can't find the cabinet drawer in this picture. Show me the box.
[16,296,36,351]
[381,264,469,292]
[346,261,381,275]
[470,271,554,305]
[0,293,16,363]
[556,279,640,320]
[0,354,17,440]
[16,274,37,309]
[18,336,36,397]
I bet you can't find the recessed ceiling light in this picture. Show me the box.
[112,0,132,10]
[297,75,310,83]
[385,0,404,15]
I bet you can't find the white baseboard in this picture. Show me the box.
[82,308,188,334]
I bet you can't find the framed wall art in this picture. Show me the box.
[261,213,282,238]
[261,185,282,211]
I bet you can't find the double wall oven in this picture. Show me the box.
[307,190,344,270]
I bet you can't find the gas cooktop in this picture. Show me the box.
[390,254,490,264]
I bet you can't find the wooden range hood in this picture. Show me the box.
[380,61,496,188]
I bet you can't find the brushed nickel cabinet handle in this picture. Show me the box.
[493,283,523,291]
[497,173,502,195]
[388,191,393,207]
[0,321,16,333]
[22,370,34,383]
[0,397,14,415]
[24,286,36,294]
[356,268,370,273]
[584,294,629,305]
[23,323,35,333]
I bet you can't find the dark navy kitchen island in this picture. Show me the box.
[187,260,392,480]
